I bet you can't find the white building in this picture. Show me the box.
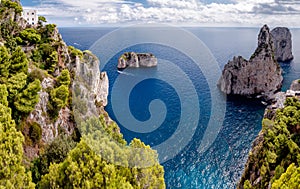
[22,9,38,26]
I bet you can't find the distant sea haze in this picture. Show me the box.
[60,27,300,188]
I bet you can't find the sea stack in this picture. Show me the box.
[271,27,294,62]
[218,25,283,101]
[117,52,157,69]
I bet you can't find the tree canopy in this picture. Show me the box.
[14,79,41,113]
[0,85,35,188]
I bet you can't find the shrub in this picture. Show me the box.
[57,69,70,86]
[30,135,76,184]
[68,46,83,60]
[28,68,47,82]
[19,28,41,45]
[2,0,22,13]
[50,85,69,109]
[29,122,42,144]
[45,51,58,73]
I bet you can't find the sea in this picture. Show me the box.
[60,27,300,189]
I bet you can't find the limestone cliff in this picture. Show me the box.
[73,51,109,107]
[271,27,293,62]
[218,25,283,101]
[27,51,109,145]
[117,52,157,69]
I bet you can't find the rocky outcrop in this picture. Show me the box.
[218,25,283,101]
[27,52,109,144]
[289,79,300,91]
[264,79,300,119]
[73,51,109,107]
[27,78,74,143]
[117,52,157,69]
[271,27,293,62]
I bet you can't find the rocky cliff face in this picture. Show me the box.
[117,52,157,69]
[238,79,300,189]
[27,77,74,144]
[271,27,293,62]
[218,25,283,101]
[27,51,109,144]
[73,51,109,107]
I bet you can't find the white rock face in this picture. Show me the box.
[271,27,293,62]
[75,52,109,107]
[95,72,109,106]
[218,25,283,101]
[117,52,157,69]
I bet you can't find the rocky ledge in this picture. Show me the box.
[117,52,157,69]
[264,79,300,119]
[271,27,294,62]
[218,25,283,101]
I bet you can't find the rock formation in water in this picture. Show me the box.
[218,25,283,101]
[271,27,294,62]
[117,52,157,69]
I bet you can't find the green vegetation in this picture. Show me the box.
[240,97,300,188]
[50,84,69,109]
[0,84,35,188]
[0,84,8,106]
[29,122,42,144]
[0,0,22,14]
[0,1,166,189]
[272,163,300,189]
[9,46,28,75]
[0,46,10,83]
[14,79,41,113]
[30,135,77,185]
[39,117,165,189]
[19,28,41,45]
[37,16,47,27]
[68,46,83,60]
[47,69,71,120]
[57,69,71,86]
[6,72,27,101]
[0,44,41,117]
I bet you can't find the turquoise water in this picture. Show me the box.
[60,27,300,188]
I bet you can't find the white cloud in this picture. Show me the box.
[24,0,300,27]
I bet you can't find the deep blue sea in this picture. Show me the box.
[60,27,300,189]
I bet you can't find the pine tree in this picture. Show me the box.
[272,163,300,188]
[0,86,35,188]
[7,72,27,101]
[0,84,8,107]
[39,117,165,189]
[0,46,11,83]
[57,69,71,86]
[14,79,41,113]
[9,46,28,76]
[50,85,69,109]
[39,141,133,189]
[45,51,57,73]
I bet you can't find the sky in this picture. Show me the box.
[20,0,300,27]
